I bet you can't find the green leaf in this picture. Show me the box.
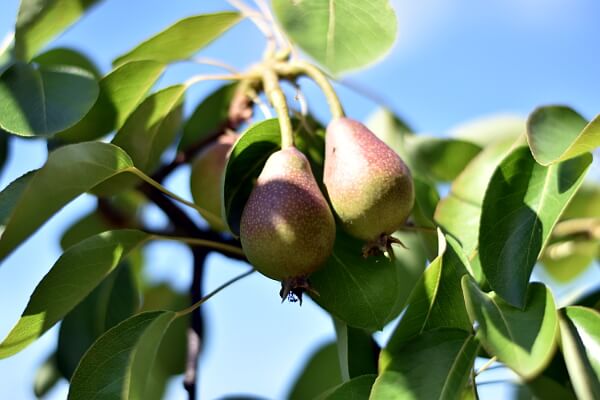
[179,83,238,151]
[14,0,102,61]
[32,47,101,78]
[0,62,99,136]
[0,142,134,261]
[57,261,140,378]
[333,319,378,381]
[449,113,525,147]
[559,306,600,400]
[0,230,149,358]
[462,277,559,379]
[33,353,62,398]
[57,60,166,143]
[479,146,592,307]
[317,374,376,400]
[222,118,325,235]
[112,85,185,172]
[140,284,189,400]
[113,12,241,66]
[371,329,479,400]
[561,183,600,220]
[68,310,176,400]
[273,0,397,74]
[541,240,598,283]
[0,171,36,233]
[288,342,342,400]
[381,234,473,369]
[411,177,439,260]
[435,137,517,260]
[403,135,482,182]
[527,105,600,166]
[310,231,426,331]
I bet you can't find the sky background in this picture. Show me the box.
[0,0,599,399]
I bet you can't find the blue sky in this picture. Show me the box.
[0,0,599,399]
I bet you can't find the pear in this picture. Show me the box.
[190,133,237,232]
[324,117,414,254]
[240,147,336,301]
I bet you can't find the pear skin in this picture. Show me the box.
[240,147,335,297]
[324,117,414,243]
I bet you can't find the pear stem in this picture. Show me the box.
[277,61,345,119]
[262,66,295,148]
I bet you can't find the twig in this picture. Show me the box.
[475,356,498,376]
[227,0,277,55]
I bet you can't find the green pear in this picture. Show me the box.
[324,117,414,246]
[190,133,237,232]
[240,147,336,300]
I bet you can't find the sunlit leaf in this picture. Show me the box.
[317,374,376,400]
[33,47,101,78]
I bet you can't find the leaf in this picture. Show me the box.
[0,230,148,358]
[113,12,241,66]
[479,146,592,307]
[0,142,134,261]
[32,47,101,78]
[33,353,62,398]
[222,118,325,235]
[272,0,397,74]
[333,319,378,381]
[561,183,600,220]
[559,306,600,400]
[317,374,376,400]
[178,83,238,151]
[367,108,413,154]
[57,60,167,142]
[434,137,517,259]
[14,0,102,61]
[0,170,36,232]
[67,311,176,400]
[462,277,559,379]
[541,240,598,283]
[0,62,99,136]
[310,231,426,331]
[112,85,185,172]
[527,105,600,165]
[403,135,482,182]
[449,113,525,147]
[57,261,140,378]
[288,341,343,400]
[371,329,479,400]
[381,234,473,369]
[411,177,439,260]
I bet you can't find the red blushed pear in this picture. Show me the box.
[240,147,336,303]
[324,117,414,257]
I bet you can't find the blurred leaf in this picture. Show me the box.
[222,118,325,236]
[559,306,600,400]
[68,311,176,400]
[0,62,98,136]
[179,83,238,151]
[561,184,600,220]
[449,113,525,147]
[32,47,101,78]
[462,277,558,379]
[310,231,426,332]
[371,329,478,399]
[114,12,241,66]
[317,374,376,400]
[479,147,592,307]
[367,108,413,156]
[272,0,397,74]
[140,284,189,400]
[403,135,482,182]
[381,234,472,369]
[112,85,184,172]
[333,319,378,381]
[541,240,598,283]
[0,230,148,359]
[0,142,134,261]
[14,0,102,61]
[527,105,600,166]
[0,170,35,230]
[57,261,140,378]
[33,353,61,398]
[57,60,166,142]
[288,342,342,400]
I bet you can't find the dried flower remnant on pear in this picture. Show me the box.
[324,117,414,256]
[240,147,336,303]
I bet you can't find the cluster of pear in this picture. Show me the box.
[191,117,414,301]
[241,117,415,301]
